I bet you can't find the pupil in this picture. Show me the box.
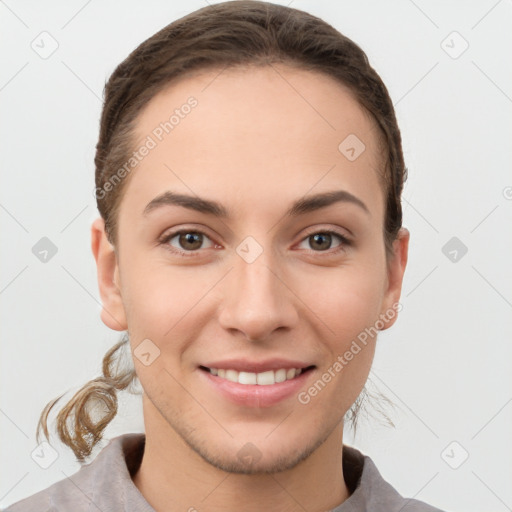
[180,232,202,250]
[311,233,331,251]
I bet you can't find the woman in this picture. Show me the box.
[6,1,445,510]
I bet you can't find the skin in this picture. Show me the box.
[91,64,409,512]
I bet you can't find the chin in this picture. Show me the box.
[194,440,321,475]
[178,421,332,475]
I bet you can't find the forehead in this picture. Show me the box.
[121,64,385,220]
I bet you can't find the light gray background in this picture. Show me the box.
[1,1,511,510]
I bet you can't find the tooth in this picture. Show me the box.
[225,369,239,383]
[256,370,275,385]
[274,369,286,383]
[238,371,257,384]
[213,367,305,385]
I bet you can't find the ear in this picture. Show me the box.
[379,227,410,330]
[91,217,127,331]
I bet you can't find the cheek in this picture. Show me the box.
[120,264,205,389]
[295,263,386,342]
[297,276,380,414]
[294,263,384,404]
[121,256,210,335]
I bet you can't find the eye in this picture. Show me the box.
[162,230,215,253]
[297,230,350,252]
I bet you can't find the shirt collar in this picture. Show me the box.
[84,433,422,512]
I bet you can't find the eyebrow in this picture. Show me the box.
[143,189,370,218]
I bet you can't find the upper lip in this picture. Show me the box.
[200,359,314,373]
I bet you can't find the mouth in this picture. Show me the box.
[199,365,316,386]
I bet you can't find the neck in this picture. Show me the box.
[133,396,350,512]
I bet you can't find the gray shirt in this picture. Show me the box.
[4,433,445,511]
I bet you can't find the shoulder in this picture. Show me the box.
[336,444,447,512]
[3,458,98,512]
[3,433,147,512]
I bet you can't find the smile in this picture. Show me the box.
[201,366,305,385]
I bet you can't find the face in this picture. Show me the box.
[93,64,408,474]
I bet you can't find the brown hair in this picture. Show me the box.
[38,0,406,461]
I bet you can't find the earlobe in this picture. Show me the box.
[91,217,128,331]
[379,227,410,330]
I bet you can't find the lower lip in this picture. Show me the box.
[199,368,314,408]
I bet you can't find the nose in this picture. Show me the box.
[218,248,299,342]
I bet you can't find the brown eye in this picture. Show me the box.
[179,232,203,250]
[165,231,214,252]
[297,231,349,252]
[308,233,333,251]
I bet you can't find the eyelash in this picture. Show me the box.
[159,228,351,258]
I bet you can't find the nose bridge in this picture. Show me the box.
[218,238,298,340]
